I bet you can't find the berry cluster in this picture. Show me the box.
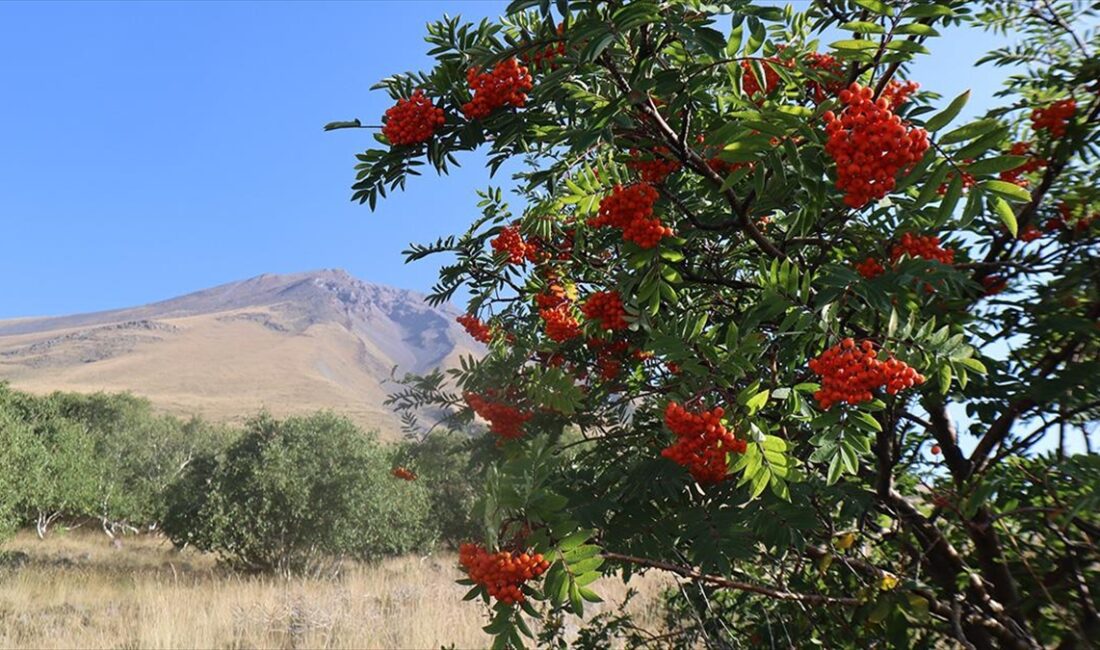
[590,183,673,248]
[463,58,534,120]
[1031,99,1076,138]
[628,147,681,184]
[855,257,885,279]
[880,80,919,108]
[491,224,536,265]
[464,392,532,440]
[540,303,582,342]
[581,291,629,331]
[391,466,417,481]
[889,233,955,265]
[1000,141,1046,187]
[805,51,844,102]
[458,543,549,606]
[661,402,746,484]
[823,83,929,208]
[457,313,493,344]
[588,338,631,382]
[808,338,925,410]
[740,58,781,97]
[382,90,446,146]
[535,281,570,310]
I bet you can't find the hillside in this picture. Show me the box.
[0,270,479,436]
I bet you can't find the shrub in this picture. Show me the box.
[162,411,435,574]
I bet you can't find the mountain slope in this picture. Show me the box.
[0,270,478,436]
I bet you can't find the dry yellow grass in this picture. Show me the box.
[0,531,672,649]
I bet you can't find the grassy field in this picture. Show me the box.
[0,531,671,649]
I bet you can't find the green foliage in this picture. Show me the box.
[162,412,435,574]
[394,430,484,546]
[337,0,1099,646]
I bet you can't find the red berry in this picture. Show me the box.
[382,90,446,146]
[627,147,682,184]
[823,82,929,208]
[581,291,629,331]
[807,339,926,410]
[1030,98,1076,139]
[459,543,549,606]
[464,392,532,440]
[590,183,673,249]
[462,58,533,120]
[931,444,942,456]
[457,313,494,344]
[661,402,746,484]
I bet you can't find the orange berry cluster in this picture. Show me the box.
[463,58,533,120]
[382,90,446,146]
[740,58,781,97]
[661,402,746,484]
[880,80,919,108]
[808,338,925,410]
[590,183,673,249]
[458,544,549,606]
[805,51,844,102]
[1031,99,1075,138]
[628,147,681,184]
[1000,141,1046,187]
[588,338,630,382]
[491,224,536,265]
[391,466,417,481]
[855,256,885,279]
[464,392,532,440]
[823,83,929,208]
[581,291,629,331]
[457,313,493,344]
[889,233,955,265]
[540,303,582,342]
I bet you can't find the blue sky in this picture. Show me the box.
[0,1,1011,319]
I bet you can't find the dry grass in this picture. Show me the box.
[0,531,671,649]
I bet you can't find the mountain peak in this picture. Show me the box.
[0,271,478,436]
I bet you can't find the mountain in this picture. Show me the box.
[0,270,479,436]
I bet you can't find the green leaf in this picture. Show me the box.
[958,357,987,374]
[938,364,953,394]
[981,180,1032,203]
[894,23,940,36]
[853,0,893,15]
[744,18,766,56]
[939,118,1000,145]
[841,21,885,34]
[746,389,770,414]
[323,119,363,131]
[830,39,879,51]
[923,90,969,132]
[964,156,1029,175]
[991,197,1018,237]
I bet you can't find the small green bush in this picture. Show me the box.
[162,411,435,574]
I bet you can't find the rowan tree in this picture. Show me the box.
[332,1,1099,647]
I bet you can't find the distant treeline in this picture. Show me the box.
[0,383,482,573]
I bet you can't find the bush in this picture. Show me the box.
[395,430,485,546]
[162,411,435,574]
[48,391,231,532]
